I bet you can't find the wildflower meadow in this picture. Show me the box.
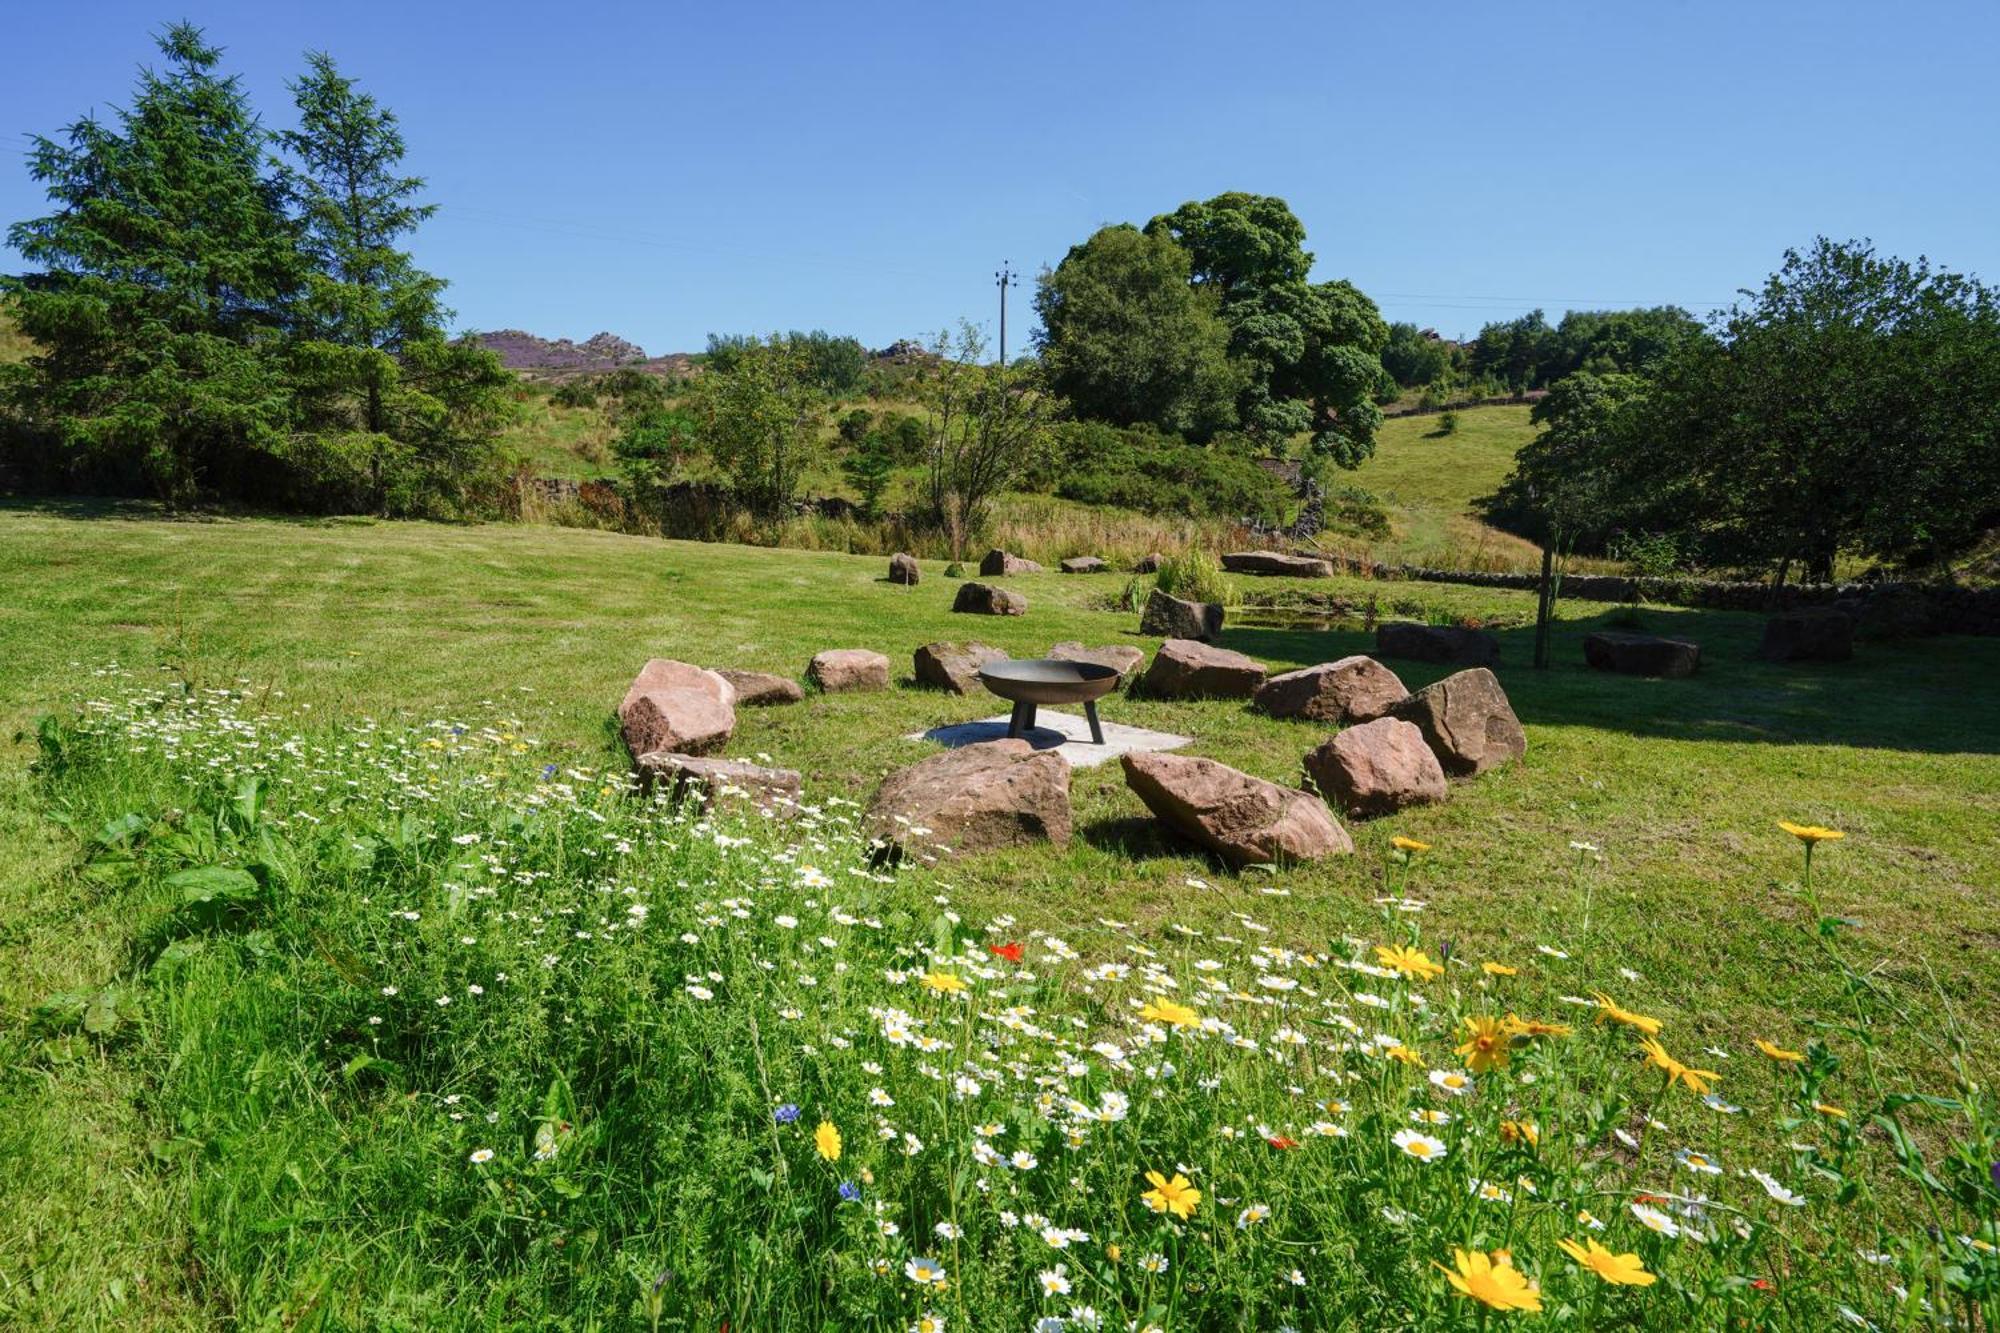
[17,669,1997,1330]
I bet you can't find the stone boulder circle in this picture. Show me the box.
[1140,587,1223,642]
[978,549,1044,576]
[914,641,1007,695]
[807,648,891,692]
[1120,751,1352,869]
[888,552,920,585]
[1221,550,1334,578]
[952,581,1028,616]
[714,669,803,707]
[1583,631,1701,678]
[1756,608,1854,663]
[1253,655,1408,723]
[636,752,803,818]
[1303,717,1448,818]
[618,658,737,758]
[1060,556,1108,574]
[1375,620,1501,667]
[866,739,1072,857]
[1143,638,1266,699]
[1389,666,1526,777]
[1048,641,1147,688]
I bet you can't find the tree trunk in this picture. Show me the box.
[1533,540,1555,670]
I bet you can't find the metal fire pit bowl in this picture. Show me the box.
[977,658,1119,744]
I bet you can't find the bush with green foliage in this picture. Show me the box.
[706,330,867,396]
[839,432,896,519]
[1025,421,1292,522]
[1151,548,1234,606]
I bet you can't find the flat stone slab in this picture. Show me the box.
[906,711,1191,770]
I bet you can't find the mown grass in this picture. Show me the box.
[1,504,1997,1327]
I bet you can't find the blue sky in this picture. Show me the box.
[4,1,1997,355]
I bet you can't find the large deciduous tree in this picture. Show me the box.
[687,336,827,513]
[1032,224,1240,440]
[912,324,1054,561]
[1144,192,1388,466]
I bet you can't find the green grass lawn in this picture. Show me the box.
[1343,407,1546,569]
[3,504,1996,1326]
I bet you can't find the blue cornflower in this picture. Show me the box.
[773,1103,800,1124]
[541,763,558,780]
[838,1180,861,1203]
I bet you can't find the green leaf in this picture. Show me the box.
[166,864,260,905]
[82,988,127,1036]
[95,811,150,848]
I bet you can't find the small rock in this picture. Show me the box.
[914,641,1007,695]
[888,552,920,585]
[1142,639,1266,699]
[1222,550,1334,578]
[1140,587,1223,642]
[1133,552,1165,574]
[1303,717,1447,818]
[1756,608,1854,662]
[807,648,891,692]
[1375,620,1501,667]
[635,752,803,818]
[978,549,1044,576]
[953,581,1027,615]
[715,669,804,706]
[1389,667,1526,776]
[1583,631,1701,678]
[1121,751,1352,868]
[1048,641,1146,688]
[866,740,1072,857]
[618,659,736,758]
[1254,656,1407,722]
[1060,555,1108,574]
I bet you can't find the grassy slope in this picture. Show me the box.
[3,507,1996,1324]
[1344,406,1542,569]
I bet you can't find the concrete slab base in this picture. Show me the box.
[906,711,1192,769]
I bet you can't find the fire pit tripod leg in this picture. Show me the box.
[1007,700,1037,740]
[1084,700,1106,745]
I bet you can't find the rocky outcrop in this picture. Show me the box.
[1140,587,1223,642]
[914,641,1007,695]
[1253,656,1407,723]
[618,659,736,758]
[1583,631,1701,678]
[1222,550,1334,578]
[1303,718,1447,818]
[1142,639,1266,699]
[1756,609,1854,663]
[635,753,802,817]
[1120,752,1352,868]
[866,740,1072,857]
[953,582,1027,615]
[979,549,1044,576]
[888,552,920,585]
[1376,621,1501,667]
[1060,556,1108,574]
[807,649,891,692]
[715,669,804,707]
[1048,642,1146,688]
[1389,667,1526,776]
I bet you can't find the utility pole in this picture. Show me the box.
[994,261,1018,365]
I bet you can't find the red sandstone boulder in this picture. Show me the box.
[953,581,1028,615]
[618,659,736,758]
[1140,587,1222,641]
[978,549,1044,576]
[1048,641,1146,688]
[914,641,1007,695]
[1253,656,1407,723]
[715,669,804,706]
[1388,667,1526,776]
[866,740,1072,857]
[807,648,891,692]
[1143,638,1266,699]
[1121,751,1352,868]
[1222,550,1334,578]
[1376,621,1501,667]
[888,552,920,585]
[635,752,803,818]
[1303,717,1447,818]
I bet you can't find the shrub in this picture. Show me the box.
[1435,409,1461,436]
[1025,421,1291,521]
[1153,548,1233,606]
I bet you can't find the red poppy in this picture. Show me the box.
[1634,1192,1670,1205]
[1265,1135,1300,1150]
[990,942,1025,963]
[1751,1279,1775,1292]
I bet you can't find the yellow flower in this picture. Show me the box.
[1755,1039,1804,1063]
[1557,1237,1656,1287]
[1814,1102,1848,1120]
[1778,821,1844,844]
[1385,1044,1423,1068]
[1481,961,1518,977]
[1140,1170,1201,1220]
[1591,991,1663,1036]
[1500,1119,1540,1148]
[919,971,968,994]
[1503,1013,1572,1039]
[1456,1015,1512,1073]
[1139,997,1200,1028]
[1105,1244,1121,1263]
[1375,944,1445,981]
[1391,835,1430,853]
[814,1120,842,1161]
[1640,1037,1720,1095]
[1437,1248,1542,1312]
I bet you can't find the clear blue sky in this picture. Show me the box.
[5,1,1997,355]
